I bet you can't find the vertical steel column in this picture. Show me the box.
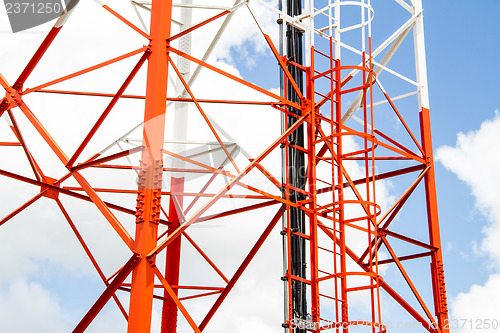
[420,108,449,332]
[413,0,449,331]
[161,1,192,331]
[128,0,172,332]
[285,0,307,330]
[161,177,183,333]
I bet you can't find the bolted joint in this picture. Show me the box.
[2,87,22,110]
[0,98,11,113]
[146,255,156,267]
[136,159,164,190]
[151,189,163,225]
[135,183,146,223]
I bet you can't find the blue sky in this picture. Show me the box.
[1,0,500,332]
[427,0,500,294]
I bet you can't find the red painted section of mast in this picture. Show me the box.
[161,177,183,333]
[420,107,450,332]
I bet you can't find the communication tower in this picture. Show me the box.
[0,0,449,332]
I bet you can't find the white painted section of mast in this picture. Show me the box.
[361,0,365,54]
[54,0,80,27]
[412,0,430,110]
[334,0,341,60]
[304,0,312,66]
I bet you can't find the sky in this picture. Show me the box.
[1,0,500,332]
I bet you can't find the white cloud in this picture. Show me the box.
[437,111,500,266]
[0,280,70,332]
[451,274,500,333]
[436,111,500,331]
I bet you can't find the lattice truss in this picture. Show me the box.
[0,0,449,332]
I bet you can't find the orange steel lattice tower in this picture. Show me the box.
[0,0,449,332]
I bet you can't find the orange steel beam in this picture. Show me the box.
[62,187,269,199]
[70,146,145,172]
[0,168,170,225]
[100,4,150,39]
[374,128,423,159]
[4,170,154,217]
[12,24,63,91]
[6,110,43,181]
[119,284,223,291]
[372,251,433,267]
[382,91,425,155]
[251,159,282,189]
[168,10,231,43]
[195,200,279,223]
[126,0,172,332]
[0,192,44,227]
[23,47,148,94]
[317,164,425,194]
[178,290,223,301]
[420,107,450,331]
[0,142,21,146]
[343,156,416,160]
[116,287,223,303]
[161,175,184,332]
[380,228,437,251]
[36,89,279,105]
